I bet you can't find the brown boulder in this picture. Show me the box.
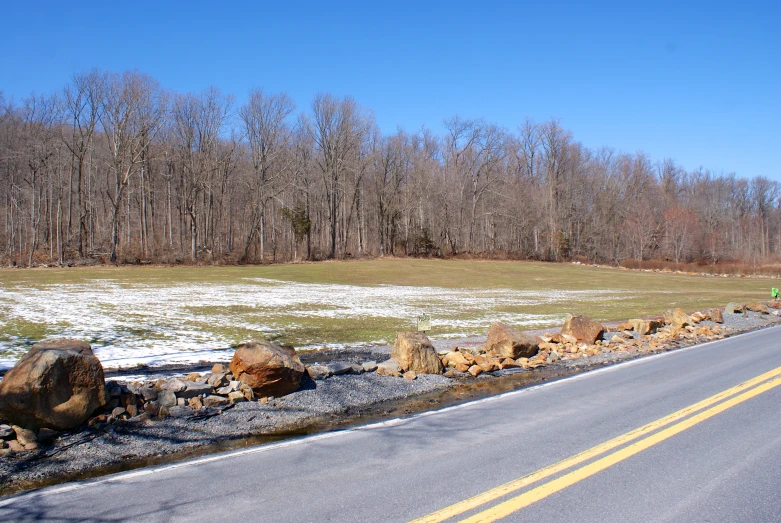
[391,332,443,374]
[561,315,605,344]
[229,341,305,397]
[0,340,107,430]
[485,323,539,359]
[709,308,724,323]
[745,302,770,314]
[663,308,691,329]
[768,301,781,309]
[629,319,663,336]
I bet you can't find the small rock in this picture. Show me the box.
[240,384,255,401]
[177,398,186,407]
[403,371,418,380]
[724,302,743,314]
[157,390,177,408]
[111,407,126,418]
[125,404,139,417]
[361,361,378,373]
[23,442,39,451]
[0,424,13,439]
[144,401,160,416]
[443,370,456,378]
[167,406,192,418]
[259,397,269,404]
[468,365,483,377]
[350,363,364,374]
[376,358,402,376]
[215,385,233,395]
[7,440,25,452]
[188,397,203,410]
[177,382,213,399]
[12,426,37,446]
[203,395,230,408]
[326,363,352,376]
[0,448,11,457]
[228,391,246,403]
[163,379,187,393]
[211,363,226,374]
[139,386,158,402]
[207,373,228,387]
[182,373,202,381]
[307,365,331,380]
[229,380,242,391]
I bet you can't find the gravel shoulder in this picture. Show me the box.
[1,310,779,496]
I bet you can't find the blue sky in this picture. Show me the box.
[1,1,779,181]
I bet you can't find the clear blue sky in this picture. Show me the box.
[2,0,779,181]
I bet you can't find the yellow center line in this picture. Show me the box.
[462,374,781,523]
[411,365,781,523]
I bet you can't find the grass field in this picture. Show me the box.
[0,259,772,368]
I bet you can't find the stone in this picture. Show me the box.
[229,380,242,391]
[485,323,539,359]
[745,302,770,314]
[162,379,187,393]
[0,340,107,430]
[228,391,246,403]
[207,372,228,387]
[215,385,233,395]
[139,386,158,402]
[443,370,456,378]
[177,398,186,407]
[561,315,605,344]
[326,363,353,376]
[455,362,471,373]
[7,440,25,452]
[349,364,364,375]
[144,401,160,416]
[709,308,724,323]
[188,397,203,410]
[240,384,255,401]
[443,351,469,368]
[0,424,14,439]
[768,300,781,309]
[211,364,226,374]
[182,373,202,381]
[376,361,403,377]
[203,395,230,408]
[229,341,306,397]
[177,382,213,399]
[664,308,691,329]
[391,332,444,374]
[125,404,138,417]
[724,302,743,314]
[376,358,402,375]
[403,371,417,380]
[467,365,482,377]
[629,319,663,335]
[12,426,37,446]
[111,407,126,418]
[548,350,561,363]
[156,390,177,408]
[307,365,331,380]
[362,361,378,373]
[167,406,192,418]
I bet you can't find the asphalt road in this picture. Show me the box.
[2,325,781,522]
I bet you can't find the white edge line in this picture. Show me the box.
[1,324,778,505]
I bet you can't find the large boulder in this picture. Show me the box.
[0,340,107,430]
[663,308,691,329]
[709,308,724,324]
[485,323,539,359]
[561,315,605,344]
[745,302,770,314]
[391,332,443,374]
[629,319,663,336]
[229,341,305,397]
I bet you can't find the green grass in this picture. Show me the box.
[0,259,774,351]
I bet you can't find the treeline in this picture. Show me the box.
[1,69,779,268]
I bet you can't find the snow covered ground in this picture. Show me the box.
[0,277,632,370]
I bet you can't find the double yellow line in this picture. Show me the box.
[412,365,781,523]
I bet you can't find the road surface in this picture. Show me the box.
[2,325,781,522]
